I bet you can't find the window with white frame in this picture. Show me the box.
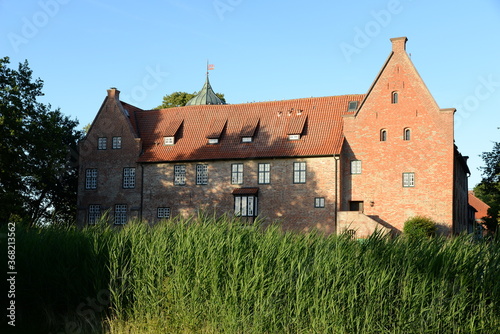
[293,162,306,184]
[85,168,97,189]
[164,136,175,145]
[241,137,253,143]
[88,205,101,224]
[234,195,258,217]
[98,137,107,150]
[351,160,362,174]
[314,197,325,208]
[231,163,244,184]
[112,136,122,149]
[123,167,136,188]
[196,164,208,185]
[114,204,127,225]
[208,138,219,144]
[157,207,171,219]
[174,165,186,185]
[403,172,415,187]
[258,163,270,184]
[288,134,300,141]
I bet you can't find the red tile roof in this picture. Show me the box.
[468,191,491,221]
[126,94,365,162]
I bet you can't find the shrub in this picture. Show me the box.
[403,215,437,239]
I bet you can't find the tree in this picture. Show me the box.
[155,91,226,109]
[474,141,500,233]
[0,57,82,226]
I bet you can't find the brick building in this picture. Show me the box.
[77,37,472,236]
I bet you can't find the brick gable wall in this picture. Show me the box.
[342,37,456,233]
[77,89,142,225]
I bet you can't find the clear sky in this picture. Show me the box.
[1,0,499,187]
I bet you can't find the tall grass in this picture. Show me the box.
[6,214,500,333]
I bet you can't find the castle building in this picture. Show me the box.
[77,37,472,236]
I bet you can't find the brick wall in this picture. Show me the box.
[142,156,340,233]
[77,89,142,226]
[342,37,456,233]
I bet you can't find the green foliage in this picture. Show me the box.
[13,215,500,333]
[0,57,82,226]
[474,142,500,233]
[155,91,226,109]
[403,216,437,239]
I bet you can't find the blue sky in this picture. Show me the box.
[1,0,499,187]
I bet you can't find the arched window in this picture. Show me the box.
[392,91,399,104]
[404,128,411,141]
[380,129,387,142]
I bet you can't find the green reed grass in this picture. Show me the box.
[7,214,500,333]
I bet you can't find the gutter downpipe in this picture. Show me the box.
[334,154,340,234]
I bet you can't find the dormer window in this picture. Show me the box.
[241,137,253,143]
[164,136,175,145]
[288,134,301,141]
[392,91,399,104]
[348,101,358,112]
[208,138,219,145]
[163,119,183,146]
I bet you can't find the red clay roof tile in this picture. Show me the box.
[125,94,365,163]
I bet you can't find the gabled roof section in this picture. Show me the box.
[353,36,440,118]
[185,74,225,106]
[134,94,365,162]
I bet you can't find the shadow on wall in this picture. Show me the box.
[147,123,335,234]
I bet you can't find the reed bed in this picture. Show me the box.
[8,214,500,333]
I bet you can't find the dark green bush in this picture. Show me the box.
[403,215,437,239]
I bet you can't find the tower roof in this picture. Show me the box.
[185,74,225,106]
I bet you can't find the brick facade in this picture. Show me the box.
[77,37,472,236]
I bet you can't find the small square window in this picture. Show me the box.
[164,136,175,145]
[403,172,415,187]
[112,136,122,149]
[98,137,107,150]
[157,207,171,219]
[348,101,358,111]
[314,197,325,208]
[351,160,362,174]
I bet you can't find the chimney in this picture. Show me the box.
[390,36,408,53]
[107,87,120,99]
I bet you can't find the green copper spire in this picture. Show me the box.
[185,73,225,106]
